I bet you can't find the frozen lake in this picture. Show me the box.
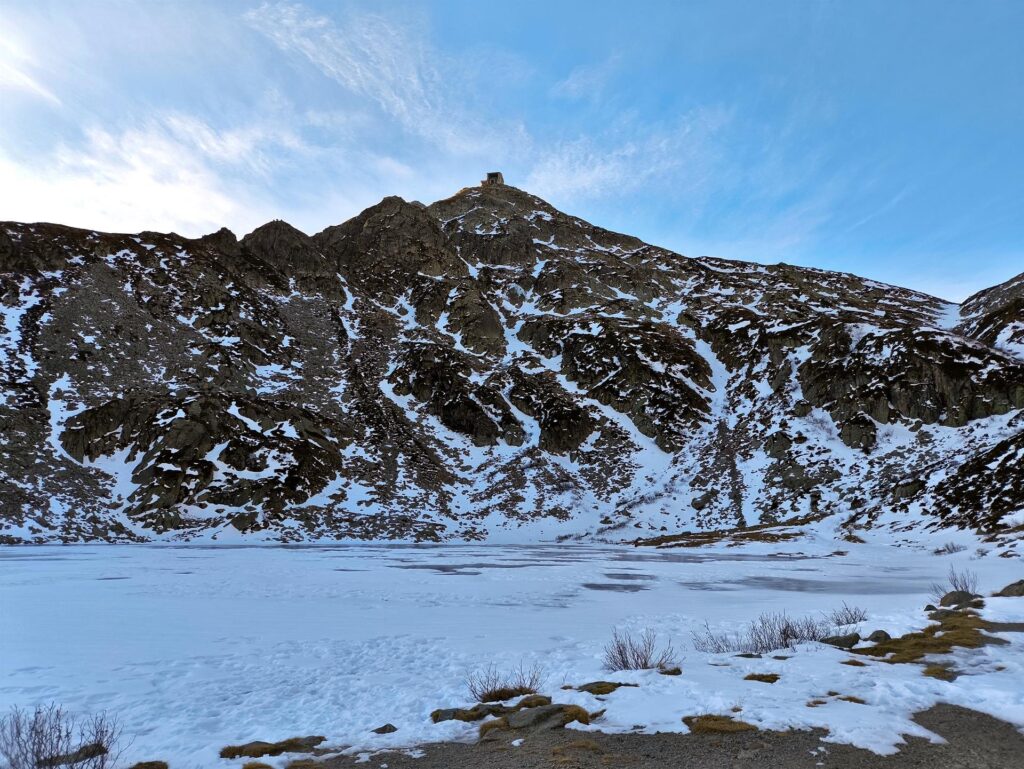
[2,536,1022,766]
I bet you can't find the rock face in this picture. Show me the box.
[2,183,1023,543]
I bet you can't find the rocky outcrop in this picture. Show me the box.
[926,426,1024,532]
[799,326,1024,430]
[959,270,1024,358]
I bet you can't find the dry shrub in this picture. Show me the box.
[933,542,967,555]
[948,567,978,594]
[602,629,677,672]
[826,603,868,627]
[692,611,838,654]
[0,704,125,769]
[930,565,979,602]
[466,662,543,703]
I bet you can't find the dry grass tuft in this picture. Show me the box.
[743,673,780,684]
[576,681,637,696]
[477,718,509,739]
[561,705,592,726]
[683,715,757,734]
[859,612,1006,664]
[922,664,958,681]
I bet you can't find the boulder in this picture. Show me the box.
[939,590,978,607]
[691,490,717,511]
[218,737,325,760]
[431,695,550,724]
[505,704,590,730]
[430,704,510,723]
[763,431,792,459]
[995,579,1024,597]
[478,703,591,741]
[839,413,877,451]
[821,633,860,649]
[866,630,891,643]
[371,723,397,734]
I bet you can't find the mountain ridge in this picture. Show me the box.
[2,181,1022,548]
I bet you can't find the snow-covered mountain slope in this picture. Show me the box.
[958,268,1024,360]
[2,182,1023,543]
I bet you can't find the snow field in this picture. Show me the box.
[0,535,1022,767]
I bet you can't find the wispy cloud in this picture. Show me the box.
[526,107,732,201]
[0,30,60,104]
[550,54,621,101]
[244,1,511,156]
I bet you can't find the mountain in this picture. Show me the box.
[2,179,1023,545]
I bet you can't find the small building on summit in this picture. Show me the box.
[482,171,505,186]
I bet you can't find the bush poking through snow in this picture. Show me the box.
[691,611,840,654]
[933,541,967,555]
[466,662,543,703]
[931,566,979,602]
[947,567,979,594]
[826,603,868,627]
[0,704,125,769]
[602,629,678,672]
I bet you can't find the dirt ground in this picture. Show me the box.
[324,704,1024,769]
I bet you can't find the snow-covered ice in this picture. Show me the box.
[1,536,1022,767]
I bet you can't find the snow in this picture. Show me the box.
[227,401,265,433]
[1001,509,1024,527]
[994,324,1024,359]
[931,301,963,331]
[1,539,1022,768]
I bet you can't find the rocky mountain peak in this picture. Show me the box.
[1,181,1022,549]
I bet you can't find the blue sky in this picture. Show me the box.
[1,1,1021,300]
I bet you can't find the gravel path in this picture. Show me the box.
[325,704,1024,769]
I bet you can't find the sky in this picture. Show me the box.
[1,1,1021,301]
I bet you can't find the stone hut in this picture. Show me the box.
[481,171,505,186]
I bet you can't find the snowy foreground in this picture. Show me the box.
[2,533,1023,767]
